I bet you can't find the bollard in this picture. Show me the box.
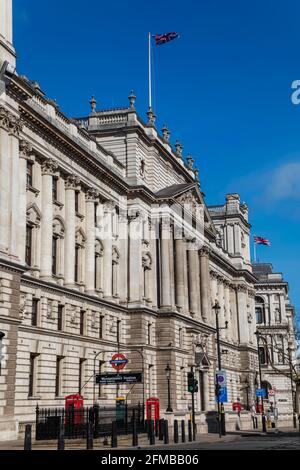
[159,419,164,441]
[86,421,93,450]
[57,419,65,451]
[111,421,118,448]
[155,419,159,438]
[132,419,138,447]
[149,420,155,445]
[181,420,186,443]
[188,420,192,442]
[24,424,32,451]
[174,420,179,444]
[163,420,169,445]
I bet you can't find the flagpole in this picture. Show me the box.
[254,239,257,263]
[148,32,152,110]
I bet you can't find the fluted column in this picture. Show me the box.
[236,284,249,344]
[40,159,57,279]
[0,108,11,255]
[17,140,32,264]
[85,189,98,294]
[149,221,157,308]
[160,218,172,309]
[187,241,200,316]
[102,201,114,299]
[9,115,22,259]
[199,246,210,322]
[230,285,239,343]
[174,226,185,312]
[64,175,78,287]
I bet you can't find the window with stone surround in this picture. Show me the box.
[25,224,33,266]
[52,218,65,277]
[57,304,64,331]
[28,353,39,397]
[26,160,33,187]
[32,298,40,327]
[78,358,86,394]
[112,247,120,297]
[95,240,104,291]
[255,296,265,324]
[55,356,64,397]
[75,228,86,284]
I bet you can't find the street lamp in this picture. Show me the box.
[165,363,173,412]
[212,300,228,437]
[287,346,297,429]
[254,330,267,433]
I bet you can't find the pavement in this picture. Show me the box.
[0,427,299,451]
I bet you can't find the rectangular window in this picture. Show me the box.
[55,356,63,397]
[80,310,85,335]
[57,305,64,331]
[26,161,33,187]
[94,204,98,226]
[52,177,58,202]
[75,245,79,283]
[258,346,267,365]
[52,236,58,275]
[25,224,33,266]
[117,319,121,344]
[99,315,104,339]
[79,358,85,394]
[98,361,103,398]
[32,298,39,327]
[28,353,37,397]
[75,191,79,213]
[147,323,151,345]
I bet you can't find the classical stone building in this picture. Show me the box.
[252,263,297,425]
[0,0,296,440]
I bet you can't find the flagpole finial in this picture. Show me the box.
[175,140,183,159]
[162,124,170,142]
[128,90,136,109]
[147,107,156,127]
[90,96,97,114]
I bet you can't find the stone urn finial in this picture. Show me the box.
[175,140,183,159]
[128,90,136,109]
[186,154,194,170]
[162,123,170,142]
[90,96,97,114]
[147,107,156,127]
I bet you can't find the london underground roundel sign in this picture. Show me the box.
[110,353,128,371]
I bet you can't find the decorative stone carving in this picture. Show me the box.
[69,306,77,324]
[139,157,146,179]
[9,114,23,137]
[142,252,152,270]
[65,174,80,190]
[19,140,33,160]
[0,106,10,131]
[46,300,55,320]
[42,158,58,176]
[27,203,42,227]
[199,245,210,257]
[91,311,97,329]
[186,154,194,170]
[19,294,27,319]
[161,124,170,142]
[146,107,156,126]
[85,188,99,202]
[175,140,183,159]
[128,90,136,109]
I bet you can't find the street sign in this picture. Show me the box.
[216,370,227,387]
[256,388,267,397]
[110,353,128,371]
[215,386,228,403]
[96,372,142,385]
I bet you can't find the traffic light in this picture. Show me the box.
[187,372,198,393]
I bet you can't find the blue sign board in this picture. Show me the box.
[255,388,266,397]
[215,386,228,403]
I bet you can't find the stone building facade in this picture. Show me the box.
[0,0,296,439]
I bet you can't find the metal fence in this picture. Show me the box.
[35,404,145,440]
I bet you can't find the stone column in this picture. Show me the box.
[203,370,210,411]
[128,211,142,304]
[40,159,57,280]
[229,285,238,343]
[64,175,78,287]
[236,284,249,344]
[149,221,157,308]
[102,201,114,299]
[160,218,172,309]
[174,226,185,312]
[9,115,22,259]
[217,277,226,338]
[227,224,234,254]
[234,224,242,254]
[0,107,11,255]
[85,189,98,294]
[18,140,32,264]
[187,242,199,317]
[199,246,210,323]
[224,281,231,340]
[210,270,218,306]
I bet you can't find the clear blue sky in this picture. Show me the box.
[13,0,300,317]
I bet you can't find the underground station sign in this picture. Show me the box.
[96,372,142,385]
[110,353,128,371]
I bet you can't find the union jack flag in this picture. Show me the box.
[254,236,271,246]
[153,32,179,46]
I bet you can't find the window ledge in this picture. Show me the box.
[53,200,64,209]
[28,396,41,400]
[76,212,84,221]
[27,185,40,197]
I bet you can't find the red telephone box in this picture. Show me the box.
[146,397,160,422]
[256,403,263,413]
[65,394,84,424]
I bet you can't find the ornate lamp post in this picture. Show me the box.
[212,300,228,437]
[287,346,297,428]
[254,330,267,432]
[165,363,173,412]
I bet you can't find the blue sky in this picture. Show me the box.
[13,0,299,317]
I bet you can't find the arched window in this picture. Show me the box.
[255,296,265,324]
[142,252,152,301]
[52,218,65,277]
[94,240,104,291]
[112,247,120,297]
[26,204,42,269]
[75,228,86,284]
